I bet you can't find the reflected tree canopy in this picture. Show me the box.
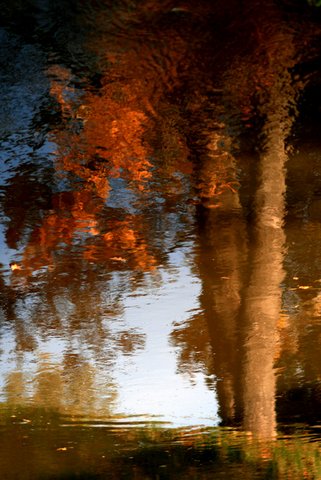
[1,1,321,476]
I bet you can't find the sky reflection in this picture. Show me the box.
[0,240,219,427]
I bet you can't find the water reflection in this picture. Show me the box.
[2,0,321,477]
[1,0,207,431]
[171,0,321,444]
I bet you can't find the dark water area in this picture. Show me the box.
[2,0,321,478]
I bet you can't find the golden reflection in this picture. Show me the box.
[197,207,247,424]
[238,1,301,439]
[53,81,153,199]
[241,141,286,439]
[195,121,241,209]
[48,60,151,199]
[5,352,117,418]
[9,190,157,275]
[171,0,308,443]
[49,8,192,201]
[7,5,198,279]
[83,215,157,270]
[5,371,26,406]
[2,0,321,452]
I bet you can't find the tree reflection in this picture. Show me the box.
[0,0,199,418]
[171,0,316,441]
[1,0,321,439]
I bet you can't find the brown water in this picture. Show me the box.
[1,0,321,478]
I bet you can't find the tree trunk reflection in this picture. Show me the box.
[199,120,288,438]
[242,127,287,439]
[197,199,247,424]
[198,2,300,439]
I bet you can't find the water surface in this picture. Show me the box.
[1,0,321,478]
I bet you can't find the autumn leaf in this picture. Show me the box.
[10,263,22,271]
[110,257,127,262]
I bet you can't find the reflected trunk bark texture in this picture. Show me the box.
[197,202,247,423]
[197,104,289,434]
[242,125,287,439]
[241,19,297,437]
[196,118,241,210]
[199,2,300,437]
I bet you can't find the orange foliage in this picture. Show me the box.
[10,12,195,278]
[10,191,101,275]
[79,86,152,183]
[48,3,194,199]
[47,65,77,118]
[51,65,154,199]
[10,189,156,276]
[83,217,156,271]
[53,84,153,198]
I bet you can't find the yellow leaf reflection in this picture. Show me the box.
[10,263,22,271]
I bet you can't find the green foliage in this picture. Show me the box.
[308,0,321,7]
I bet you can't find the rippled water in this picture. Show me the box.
[2,0,321,478]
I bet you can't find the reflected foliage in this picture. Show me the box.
[170,0,321,442]
[2,0,321,477]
